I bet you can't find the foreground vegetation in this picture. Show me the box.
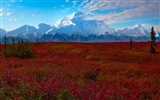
[0,42,160,99]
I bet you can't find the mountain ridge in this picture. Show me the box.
[0,12,159,42]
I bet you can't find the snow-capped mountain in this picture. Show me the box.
[48,12,114,36]
[0,12,159,42]
[3,24,54,41]
[115,24,150,37]
[6,25,37,39]
[37,23,55,37]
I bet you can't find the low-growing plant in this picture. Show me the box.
[84,68,100,81]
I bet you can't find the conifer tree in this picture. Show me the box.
[37,38,39,43]
[21,40,25,58]
[150,27,156,54]
[26,42,34,58]
[130,37,133,49]
[11,37,15,56]
[12,37,15,44]
[3,35,7,57]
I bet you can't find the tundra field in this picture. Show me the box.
[0,42,160,99]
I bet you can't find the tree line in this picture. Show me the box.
[1,26,157,59]
[3,36,34,58]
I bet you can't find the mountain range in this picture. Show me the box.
[0,12,159,43]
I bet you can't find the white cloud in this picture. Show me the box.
[0,7,5,17]
[0,7,13,17]
[65,0,69,2]
[142,24,160,33]
[0,7,5,12]
[83,0,148,12]
[73,0,78,7]
[88,1,160,24]
[154,26,160,33]
[9,18,17,21]
[6,9,10,11]
[79,0,89,7]
[62,8,70,12]
[0,12,2,16]
[6,12,12,16]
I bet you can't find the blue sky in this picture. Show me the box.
[0,0,160,31]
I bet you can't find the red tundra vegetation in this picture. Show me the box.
[0,42,160,99]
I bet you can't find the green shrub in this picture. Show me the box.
[3,36,34,59]
[150,46,155,54]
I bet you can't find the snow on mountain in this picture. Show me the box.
[4,23,54,40]
[115,24,150,37]
[0,28,7,36]
[55,13,76,28]
[141,24,159,37]
[0,11,159,42]
[6,25,38,39]
[37,23,54,37]
[51,12,114,36]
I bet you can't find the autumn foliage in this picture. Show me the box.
[0,42,160,99]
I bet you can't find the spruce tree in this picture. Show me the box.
[21,40,25,58]
[12,37,15,44]
[37,38,39,43]
[150,27,156,54]
[12,37,15,56]
[130,37,133,49]
[3,35,7,57]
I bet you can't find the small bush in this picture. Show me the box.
[150,46,155,54]
[56,88,74,100]
[84,68,100,81]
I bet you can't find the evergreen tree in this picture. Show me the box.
[12,37,15,44]
[3,35,7,57]
[37,38,39,43]
[3,37,34,58]
[26,43,34,58]
[11,37,15,56]
[21,40,25,58]
[130,37,133,49]
[150,27,156,54]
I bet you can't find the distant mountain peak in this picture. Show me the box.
[38,23,51,29]
[55,12,93,28]
[134,24,143,28]
[19,24,36,29]
[115,24,150,37]
[53,11,114,36]
[72,11,86,19]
